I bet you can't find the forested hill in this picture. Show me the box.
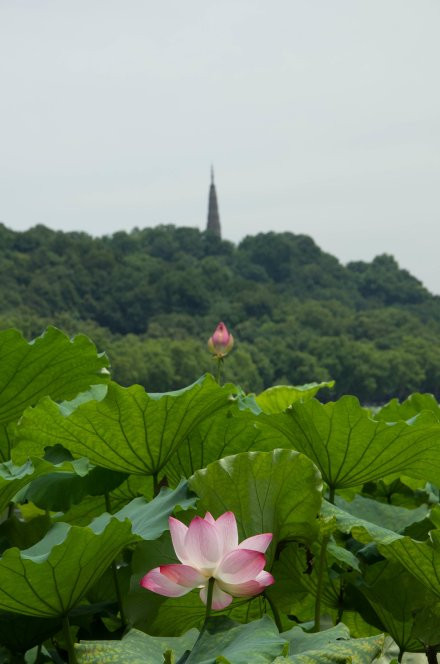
[1,222,439,402]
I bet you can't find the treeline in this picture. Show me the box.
[1,222,439,402]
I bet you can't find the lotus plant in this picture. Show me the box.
[208,322,234,384]
[141,511,274,611]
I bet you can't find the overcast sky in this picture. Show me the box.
[1,1,439,293]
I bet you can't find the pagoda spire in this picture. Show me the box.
[206,166,221,237]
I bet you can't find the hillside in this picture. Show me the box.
[0,222,439,402]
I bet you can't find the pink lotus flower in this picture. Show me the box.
[208,322,234,357]
[140,512,274,610]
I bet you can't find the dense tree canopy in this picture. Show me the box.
[1,222,439,402]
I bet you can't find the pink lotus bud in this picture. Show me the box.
[208,322,234,357]
[140,511,274,610]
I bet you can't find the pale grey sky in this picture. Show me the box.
[1,1,439,293]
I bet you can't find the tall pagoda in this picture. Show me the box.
[206,167,221,237]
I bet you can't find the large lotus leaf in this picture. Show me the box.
[0,481,195,617]
[165,408,288,485]
[0,456,96,514]
[335,495,429,534]
[358,560,431,653]
[321,500,402,546]
[275,623,383,663]
[0,612,61,653]
[283,623,348,653]
[0,511,51,552]
[77,618,286,664]
[376,393,440,422]
[189,450,323,559]
[14,375,236,475]
[0,517,134,617]
[260,396,440,491]
[0,327,109,460]
[95,479,197,540]
[185,616,288,664]
[266,542,339,622]
[76,627,198,663]
[411,605,440,648]
[377,530,440,600]
[56,475,150,526]
[255,382,335,414]
[340,609,383,640]
[320,502,440,604]
[24,465,128,512]
[275,639,383,662]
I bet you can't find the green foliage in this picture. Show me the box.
[255,382,335,413]
[189,450,323,556]
[276,623,383,663]
[1,323,440,662]
[14,376,236,475]
[259,396,440,491]
[0,327,109,460]
[0,519,134,617]
[358,560,432,653]
[1,223,440,402]
[75,628,198,663]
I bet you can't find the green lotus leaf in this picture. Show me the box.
[276,623,384,663]
[0,612,62,653]
[76,618,287,664]
[260,396,440,492]
[266,542,337,623]
[0,456,94,514]
[321,501,440,604]
[255,382,335,414]
[377,530,440,600]
[0,480,195,617]
[0,512,51,552]
[165,408,288,485]
[185,616,287,663]
[24,465,127,512]
[376,393,440,422]
[98,479,197,540]
[334,495,429,534]
[0,517,134,617]
[358,560,432,653]
[189,449,323,560]
[327,540,361,572]
[14,375,236,475]
[56,475,150,526]
[76,627,198,663]
[283,623,349,653]
[411,604,440,648]
[320,500,401,545]
[0,327,109,460]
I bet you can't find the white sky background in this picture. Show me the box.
[1,1,439,293]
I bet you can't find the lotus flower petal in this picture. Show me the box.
[184,516,221,570]
[169,516,189,564]
[218,570,275,597]
[239,533,272,553]
[200,582,233,610]
[216,548,266,584]
[140,567,194,598]
[214,511,238,555]
[160,564,206,588]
